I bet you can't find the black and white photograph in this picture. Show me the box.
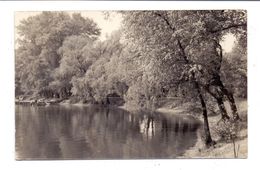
[14,10,247,160]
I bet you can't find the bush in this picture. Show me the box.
[214,119,240,158]
[214,119,238,141]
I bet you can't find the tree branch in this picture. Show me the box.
[153,11,175,32]
[213,39,223,71]
[210,23,247,33]
[177,39,189,64]
[153,11,190,64]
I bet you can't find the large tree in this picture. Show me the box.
[50,35,97,98]
[120,10,246,146]
[15,12,101,96]
[71,30,129,104]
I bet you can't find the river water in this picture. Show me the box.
[15,105,201,160]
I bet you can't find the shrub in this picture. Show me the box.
[214,119,240,158]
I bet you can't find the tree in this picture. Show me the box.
[15,12,101,97]
[221,40,247,98]
[120,10,246,146]
[50,35,97,98]
[71,30,128,104]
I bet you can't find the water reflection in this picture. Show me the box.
[15,105,200,160]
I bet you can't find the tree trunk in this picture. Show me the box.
[210,74,240,121]
[222,88,240,121]
[204,86,230,120]
[217,81,240,121]
[194,80,214,146]
[213,41,240,120]
[216,97,230,120]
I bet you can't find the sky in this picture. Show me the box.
[15,11,123,41]
[15,11,235,52]
[220,33,236,53]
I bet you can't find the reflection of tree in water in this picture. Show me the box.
[139,114,155,140]
[16,106,95,159]
[161,118,169,141]
[16,105,201,159]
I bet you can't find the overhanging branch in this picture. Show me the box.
[210,23,247,33]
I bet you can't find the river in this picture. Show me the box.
[15,104,201,160]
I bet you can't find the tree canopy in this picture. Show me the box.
[16,12,101,95]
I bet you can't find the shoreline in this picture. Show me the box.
[152,100,248,158]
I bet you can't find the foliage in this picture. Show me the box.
[70,30,128,104]
[214,119,241,157]
[221,41,247,98]
[15,10,247,112]
[15,12,100,96]
[214,119,239,141]
[120,10,247,120]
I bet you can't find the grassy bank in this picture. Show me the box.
[157,99,247,158]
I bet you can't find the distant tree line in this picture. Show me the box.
[15,11,247,146]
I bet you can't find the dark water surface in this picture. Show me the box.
[15,105,201,160]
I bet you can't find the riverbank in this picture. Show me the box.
[157,99,248,158]
[15,97,63,106]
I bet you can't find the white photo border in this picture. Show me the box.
[0,1,259,170]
